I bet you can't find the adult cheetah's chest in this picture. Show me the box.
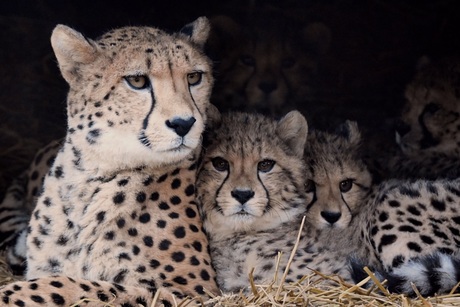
[29,163,208,286]
[73,170,197,279]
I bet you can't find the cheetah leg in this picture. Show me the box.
[0,276,178,307]
[0,171,29,248]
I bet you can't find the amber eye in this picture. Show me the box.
[125,75,150,90]
[305,179,315,193]
[339,179,353,192]
[187,72,203,86]
[211,157,229,172]
[240,54,255,67]
[257,160,275,173]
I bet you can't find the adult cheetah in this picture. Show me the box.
[0,17,218,306]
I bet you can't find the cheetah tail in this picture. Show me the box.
[385,252,460,297]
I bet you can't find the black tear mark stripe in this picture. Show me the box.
[213,168,230,213]
[138,87,156,148]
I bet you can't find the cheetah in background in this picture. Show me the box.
[0,17,219,306]
[206,6,331,117]
[0,139,61,274]
[388,56,460,179]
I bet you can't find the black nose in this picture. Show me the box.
[166,117,196,137]
[258,82,277,94]
[321,211,341,224]
[231,189,255,204]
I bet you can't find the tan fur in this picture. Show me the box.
[304,121,372,230]
[0,18,218,306]
[197,112,364,293]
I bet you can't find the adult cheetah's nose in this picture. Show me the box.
[231,189,255,204]
[321,211,341,225]
[166,117,196,137]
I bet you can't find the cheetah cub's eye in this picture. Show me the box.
[257,160,275,173]
[211,157,229,172]
[125,75,150,90]
[339,179,353,192]
[305,179,316,193]
[187,72,203,86]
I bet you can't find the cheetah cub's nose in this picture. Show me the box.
[321,211,341,225]
[166,117,196,137]
[231,189,255,204]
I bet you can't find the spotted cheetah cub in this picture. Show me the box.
[0,18,218,306]
[197,111,361,293]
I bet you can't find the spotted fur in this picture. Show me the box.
[0,18,218,306]
[390,56,460,179]
[0,140,61,274]
[197,112,362,293]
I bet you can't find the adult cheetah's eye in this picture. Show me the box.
[305,180,315,193]
[240,54,255,67]
[125,75,150,90]
[187,72,203,86]
[211,157,229,172]
[339,179,353,193]
[257,160,275,173]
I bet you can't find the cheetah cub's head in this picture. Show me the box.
[197,111,308,240]
[304,121,372,230]
[51,17,213,170]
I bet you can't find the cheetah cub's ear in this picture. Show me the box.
[335,120,361,147]
[276,110,308,157]
[51,25,98,85]
[180,16,211,48]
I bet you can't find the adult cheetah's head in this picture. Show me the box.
[197,111,308,240]
[396,57,460,157]
[51,17,214,170]
[303,121,372,230]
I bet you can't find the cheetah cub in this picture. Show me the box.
[197,111,360,293]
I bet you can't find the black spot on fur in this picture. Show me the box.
[157,220,166,228]
[200,270,210,281]
[143,236,154,247]
[407,242,422,252]
[113,192,126,205]
[174,227,186,238]
[431,198,446,211]
[150,192,159,201]
[185,184,195,196]
[51,293,65,305]
[170,196,181,205]
[172,252,185,262]
[159,240,171,250]
[136,192,147,203]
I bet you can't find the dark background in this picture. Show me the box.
[1,0,459,200]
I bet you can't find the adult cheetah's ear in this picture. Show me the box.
[336,120,361,147]
[51,24,98,85]
[276,110,308,158]
[180,17,211,48]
